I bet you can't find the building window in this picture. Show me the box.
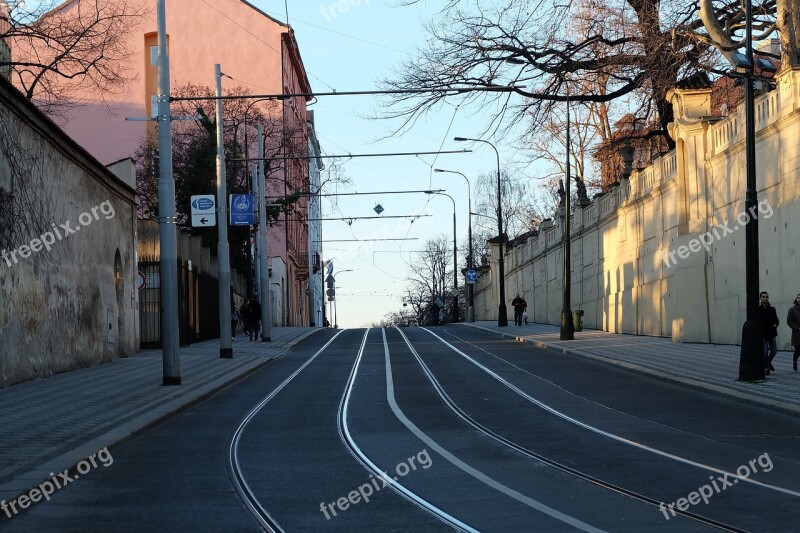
[150,45,158,66]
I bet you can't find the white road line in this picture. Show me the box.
[338,329,477,532]
[383,329,606,532]
[423,327,800,498]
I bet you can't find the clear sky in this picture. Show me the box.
[249,1,525,327]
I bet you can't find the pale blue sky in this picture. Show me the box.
[251,0,527,326]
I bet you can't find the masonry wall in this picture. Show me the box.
[473,68,800,349]
[0,79,138,388]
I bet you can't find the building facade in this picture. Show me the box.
[307,111,324,327]
[473,67,800,348]
[12,0,318,326]
[0,76,138,387]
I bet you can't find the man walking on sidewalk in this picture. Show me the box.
[759,291,779,375]
[511,294,527,326]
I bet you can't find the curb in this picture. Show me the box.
[457,323,800,419]
[0,328,323,522]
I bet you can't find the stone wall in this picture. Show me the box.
[473,68,800,349]
[0,78,138,387]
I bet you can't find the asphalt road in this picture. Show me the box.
[5,326,800,532]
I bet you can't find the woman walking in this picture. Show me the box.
[787,293,800,371]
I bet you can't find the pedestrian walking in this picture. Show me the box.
[511,294,527,326]
[240,298,251,339]
[231,302,240,341]
[758,291,779,375]
[247,298,262,341]
[788,293,800,371]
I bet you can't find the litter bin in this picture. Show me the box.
[573,309,584,332]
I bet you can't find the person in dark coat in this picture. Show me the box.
[247,299,262,341]
[787,293,800,371]
[511,294,527,326]
[231,302,240,341]
[758,291,780,375]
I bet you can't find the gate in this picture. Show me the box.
[137,256,219,348]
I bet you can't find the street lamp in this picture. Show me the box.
[736,1,764,380]
[434,168,474,322]
[560,82,575,341]
[331,269,353,328]
[453,137,507,326]
[425,191,459,323]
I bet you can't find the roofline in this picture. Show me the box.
[0,75,137,201]
[239,0,289,28]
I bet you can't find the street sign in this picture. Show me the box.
[190,195,216,227]
[137,271,146,291]
[450,288,459,297]
[465,269,478,284]
[229,194,254,226]
[374,204,384,215]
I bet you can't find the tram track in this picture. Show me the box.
[396,326,792,532]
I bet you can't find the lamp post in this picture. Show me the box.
[332,269,353,328]
[426,191,459,323]
[434,168,474,322]
[242,97,280,298]
[737,0,764,381]
[156,0,181,384]
[453,137,507,326]
[560,83,575,341]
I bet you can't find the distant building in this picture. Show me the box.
[307,111,324,327]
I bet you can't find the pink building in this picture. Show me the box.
[13,0,315,326]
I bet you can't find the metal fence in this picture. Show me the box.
[138,257,220,348]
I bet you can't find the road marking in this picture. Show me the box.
[382,329,605,532]
[338,329,477,533]
[424,328,800,499]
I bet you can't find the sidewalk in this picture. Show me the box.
[460,321,800,417]
[0,327,321,509]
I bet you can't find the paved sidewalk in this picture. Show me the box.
[460,321,800,417]
[0,327,321,508]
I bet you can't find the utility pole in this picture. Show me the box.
[257,124,271,341]
[215,64,233,358]
[156,0,180,384]
[738,0,764,380]
[252,165,260,302]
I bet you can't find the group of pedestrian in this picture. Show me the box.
[231,298,262,342]
[756,291,800,374]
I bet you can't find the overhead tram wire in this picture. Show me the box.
[230,149,472,163]
[170,85,524,102]
[279,215,431,222]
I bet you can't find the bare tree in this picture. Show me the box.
[381,0,792,150]
[472,169,539,240]
[404,234,455,325]
[1,0,148,115]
